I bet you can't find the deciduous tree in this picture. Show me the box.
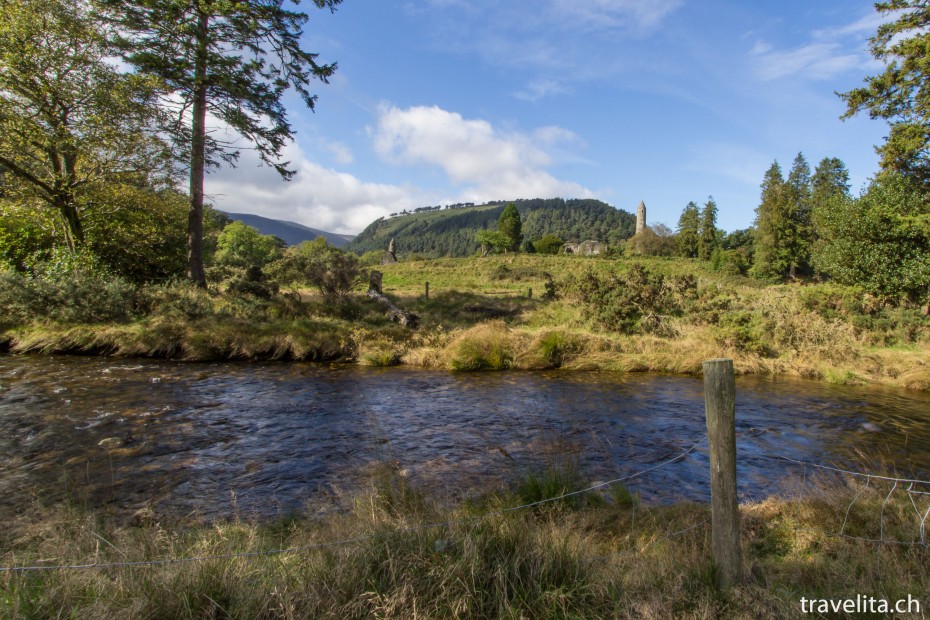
[0,0,171,253]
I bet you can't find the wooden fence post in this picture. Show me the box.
[703,357,742,588]
[528,287,532,299]
[425,281,429,299]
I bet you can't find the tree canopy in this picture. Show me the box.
[839,1,930,186]
[0,0,171,252]
[96,0,343,285]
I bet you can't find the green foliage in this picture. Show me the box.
[752,161,794,281]
[812,172,930,304]
[533,233,564,255]
[839,1,930,186]
[0,269,137,325]
[710,248,748,276]
[573,264,696,334]
[475,229,511,255]
[498,203,523,252]
[97,0,344,284]
[347,198,636,258]
[676,201,700,258]
[697,196,718,261]
[628,224,677,257]
[214,221,284,269]
[0,0,171,250]
[267,237,361,298]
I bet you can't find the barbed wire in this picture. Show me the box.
[0,438,706,574]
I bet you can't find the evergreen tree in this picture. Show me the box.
[785,153,813,276]
[97,0,343,286]
[752,161,791,281]
[811,157,851,213]
[839,1,930,187]
[498,203,523,252]
[676,201,700,258]
[698,196,718,261]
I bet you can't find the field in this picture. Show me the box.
[4,254,929,392]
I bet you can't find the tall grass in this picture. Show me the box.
[3,468,929,619]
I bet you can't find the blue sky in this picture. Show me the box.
[205,0,891,235]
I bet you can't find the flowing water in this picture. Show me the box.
[1,355,929,521]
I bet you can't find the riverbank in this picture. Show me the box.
[2,255,928,391]
[3,465,927,619]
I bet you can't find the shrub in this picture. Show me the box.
[0,269,138,324]
[533,234,564,255]
[267,238,362,298]
[573,264,695,334]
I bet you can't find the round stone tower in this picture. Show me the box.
[636,200,646,234]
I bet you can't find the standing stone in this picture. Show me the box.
[381,237,398,264]
[636,201,647,235]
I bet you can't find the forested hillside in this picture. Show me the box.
[346,198,636,257]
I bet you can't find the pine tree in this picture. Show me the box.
[752,161,791,281]
[811,157,851,212]
[698,196,718,261]
[839,1,930,187]
[96,0,343,286]
[676,201,700,258]
[785,153,813,276]
[498,203,523,252]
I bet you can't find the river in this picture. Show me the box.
[1,356,929,521]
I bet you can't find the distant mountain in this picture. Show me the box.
[221,212,353,248]
[346,198,636,257]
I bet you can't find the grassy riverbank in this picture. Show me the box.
[2,255,929,391]
[3,466,928,619]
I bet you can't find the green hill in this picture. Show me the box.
[346,198,636,257]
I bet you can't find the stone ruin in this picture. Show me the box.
[562,240,606,256]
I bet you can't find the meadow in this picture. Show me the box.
[5,253,926,392]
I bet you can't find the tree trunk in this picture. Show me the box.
[57,200,84,254]
[187,8,209,287]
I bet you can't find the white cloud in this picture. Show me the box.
[372,104,593,201]
[514,78,570,102]
[547,0,683,32]
[205,143,421,234]
[753,42,861,81]
[324,140,354,165]
[750,10,886,81]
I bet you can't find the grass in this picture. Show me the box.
[2,254,929,391]
[3,466,929,619]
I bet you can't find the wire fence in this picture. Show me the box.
[776,455,930,549]
[0,438,708,573]
[4,372,929,576]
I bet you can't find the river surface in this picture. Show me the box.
[1,356,929,521]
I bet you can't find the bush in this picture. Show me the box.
[134,280,217,319]
[267,238,362,298]
[0,269,138,324]
[573,264,695,334]
[533,234,564,255]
